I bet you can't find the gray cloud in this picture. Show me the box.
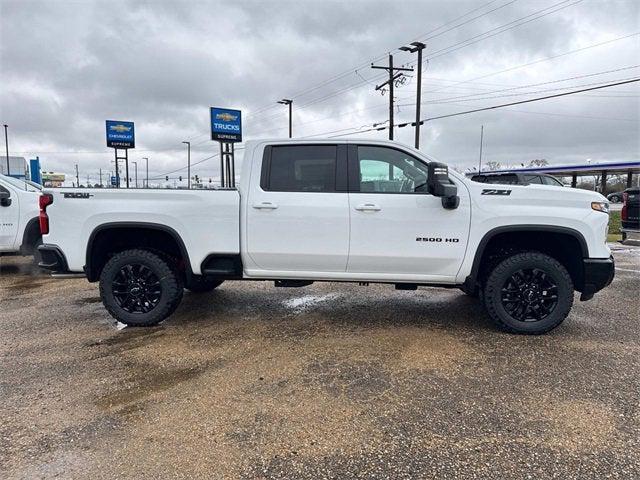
[1,0,638,184]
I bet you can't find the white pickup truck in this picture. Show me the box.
[0,174,42,261]
[38,139,614,334]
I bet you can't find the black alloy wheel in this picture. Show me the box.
[112,264,162,314]
[500,268,558,322]
[483,251,574,334]
[99,249,183,326]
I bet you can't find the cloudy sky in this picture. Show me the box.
[1,0,638,185]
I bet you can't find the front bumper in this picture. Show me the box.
[580,256,615,301]
[38,244,70,273]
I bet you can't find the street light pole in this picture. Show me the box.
[400,42,426,149]
[132,161,138,188]
[182,141,191,189]
[3,124,9,175]
[277,99,293,138]
[142,157,149,188]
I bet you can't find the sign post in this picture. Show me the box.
[106,120,135,188]
[210,107,241,188]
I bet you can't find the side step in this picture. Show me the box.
[274,280,314,288]
[395,283,417,291]
[202,267,238,276]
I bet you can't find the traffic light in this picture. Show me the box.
[165,176,169,181]
[179,176,182,181]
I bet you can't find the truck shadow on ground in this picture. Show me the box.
[166,286,497,334]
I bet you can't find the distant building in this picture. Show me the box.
[0,156,27,178]
[41,171,66,188]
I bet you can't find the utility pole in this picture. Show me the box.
[400,42,426,149]
[182,141,191,189]
[277,99,293,138]
[371,54,413,140]
[142,157,149,188]
[132,161,138,188]
[3,124,9,175]
[478,125,484,173]
[75,164,79,187]
[99,168,103,187]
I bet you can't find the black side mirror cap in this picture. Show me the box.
[0,190,11,207]
[427,162,459,209]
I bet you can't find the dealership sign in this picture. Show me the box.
[106,120,135,148]
[210,107,242,142]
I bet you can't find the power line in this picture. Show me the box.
[328,77,640,137]
[423,0,583,62]
[422,75,640,105]
[245,0,509,118]
[416,65,640,103]
[251,0,590,122]
[422,32,640,96]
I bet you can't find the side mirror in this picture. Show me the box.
[427,162,459,209]
[0,190,11,207]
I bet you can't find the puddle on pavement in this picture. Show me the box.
[282,293,342,312]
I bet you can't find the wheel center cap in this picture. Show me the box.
[130,286,142,296]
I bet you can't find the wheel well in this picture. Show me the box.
[86,225,190,282]
[472,230,586,292]
[20,217,41,255]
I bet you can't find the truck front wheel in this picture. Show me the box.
[483,252,574,334]
[99,249,183,327]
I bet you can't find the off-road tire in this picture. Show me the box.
[185,277,224,293]
[483,251,574,334]
[99,249,182,327]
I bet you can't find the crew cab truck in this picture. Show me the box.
[38,139,614,334]
[0,174,42,262]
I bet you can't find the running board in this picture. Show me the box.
[274,280,314,288]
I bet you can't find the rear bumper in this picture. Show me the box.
[38,244,70,273]
[580,256,614,301]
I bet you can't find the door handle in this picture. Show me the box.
[252,201,278,210]
[355,203,381,212]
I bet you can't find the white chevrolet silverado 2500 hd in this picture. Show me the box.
[0,174,42,261]
[38,139,614,334]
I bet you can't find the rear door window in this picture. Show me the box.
[265,145,337,192]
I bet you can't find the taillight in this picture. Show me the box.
[39,193,53,234]
[621,192,629,221]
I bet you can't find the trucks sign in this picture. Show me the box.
[106,120,135,148]
[210,107,242,142]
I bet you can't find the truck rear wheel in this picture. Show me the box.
[483,252,574,334]
[185,277,224,293]
[99,249,183,327]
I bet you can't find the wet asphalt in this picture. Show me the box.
[1,246,639,479]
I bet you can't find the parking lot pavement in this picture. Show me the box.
[1,248,639,480]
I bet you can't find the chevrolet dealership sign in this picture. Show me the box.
[106,120,135,148]
[210,107,242,142]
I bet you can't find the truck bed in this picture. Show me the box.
[43,188,240,275]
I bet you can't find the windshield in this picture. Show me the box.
[0,174,41,192]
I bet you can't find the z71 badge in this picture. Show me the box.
[481,189,511,196]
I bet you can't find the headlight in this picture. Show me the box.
[591,201,609,214]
